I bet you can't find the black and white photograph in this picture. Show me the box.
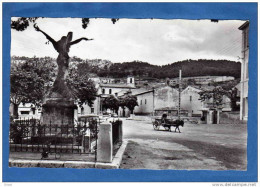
[9,17,249,170]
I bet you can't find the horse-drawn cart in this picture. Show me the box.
[152,117,184,133]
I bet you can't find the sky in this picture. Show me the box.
[11,18,245,65]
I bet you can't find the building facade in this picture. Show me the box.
[11,103,41,119]
[154,86,179,110]
[133,90,154,115]
[181,86,203,116]
[239,21,249,121]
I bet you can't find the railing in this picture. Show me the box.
[9,118,98,160]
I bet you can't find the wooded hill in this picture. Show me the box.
[98,59,241,79]
[11,56,241,79]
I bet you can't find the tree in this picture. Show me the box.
[10,57,98,118]
[123,95,139,114]
[199,86,228,109]
[209,79,240,111]
[198,86,230,124]
[67,63,97,107]
[11,17,118,32]
[11,17,112,116]
[102,95,120,114]
[10,57,56,118]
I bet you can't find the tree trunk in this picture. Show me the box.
[217,110,220,124]
[13,103,19,119]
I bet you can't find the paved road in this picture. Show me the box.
[120,118,247,170]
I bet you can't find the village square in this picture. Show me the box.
[8,17,248,170]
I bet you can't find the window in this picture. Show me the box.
[109,89,112,94]
[140,100,142,105]
[91,108,94,113]
[102,88,105,94]
[81,107,84,115]
[21,111,29,115]
[130,78,132,83]
[145,99,147,104]
[32,108,36,115]
[190,96,192,101]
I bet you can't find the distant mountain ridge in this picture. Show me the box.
[11,56,241,79]
[99,59,241,79]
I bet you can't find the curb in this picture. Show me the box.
[9,140,128,169]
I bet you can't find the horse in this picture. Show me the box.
[163,119,184,133]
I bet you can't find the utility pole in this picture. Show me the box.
[152,87,155,116]
[178,70,182,120]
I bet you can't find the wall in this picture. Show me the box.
[154,86,179,110]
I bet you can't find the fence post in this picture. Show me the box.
[97,122,112,163]
[118,120,123,142]
[208,110,213,124]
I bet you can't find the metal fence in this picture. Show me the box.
[111,120,122,144]
[9,118,98,160]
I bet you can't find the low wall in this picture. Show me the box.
[97,120,123,163]
[130,115,152,121]
[219,112,245,124]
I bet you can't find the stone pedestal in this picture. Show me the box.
[97,122,113,163]
[41,99,77,125]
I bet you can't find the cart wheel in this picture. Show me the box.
[153,121,160,130]
[164,126,170,131]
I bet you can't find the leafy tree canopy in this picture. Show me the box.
[10,57,97,118]
[11,17,119,31]
[122,95,139,114]
[198,86,229,110]
[102,95,120,112]
[67,63,97,107]
[10,57,56,118]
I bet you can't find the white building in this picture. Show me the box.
[133,90,154,115]
[181,86,203,116]
[239,21,249,121]
[213,76,235,83]
[14,103,41,119]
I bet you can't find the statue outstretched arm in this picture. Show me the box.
[34,24,57,48]
[70,38,93,46]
